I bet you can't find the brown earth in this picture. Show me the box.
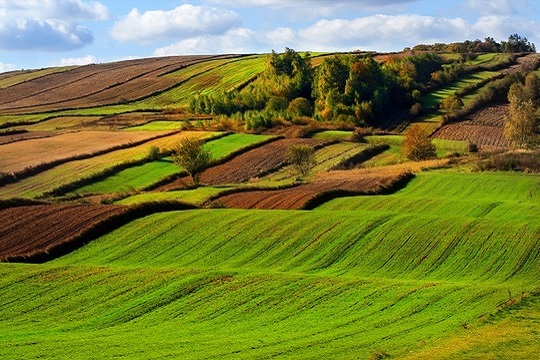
[433,104,510,150]
[158,138,325,190]
[0,131,60,145]
[0,204,125,261]
[0,55,238,114]
[214,171,412,210]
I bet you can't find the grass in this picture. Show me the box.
[123,120,187,131]
[0,185,534,358]
[73,133,274,195]
[117,186,232,206]
[311,130,353,140]
[317,170,539,221]
[421,71,499,109]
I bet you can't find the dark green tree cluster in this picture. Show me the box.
[412,34,535,54]
[189,49,444,130]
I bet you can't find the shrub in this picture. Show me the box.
[287,97,313,117]
[147,146,161,161]
[468,142,479,153]
[402,124,437,161]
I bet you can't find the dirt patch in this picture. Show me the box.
[0,204,125,260]
[158,138,325,190]
[214,171,413,210]
[433,104,511,150]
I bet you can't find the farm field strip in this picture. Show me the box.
[0,130,173,175]
[0,55,228,113]
[117,187,232,206]
[0,131,218,199]
[261,142,369,182]
[0,66,77,89]
[317,171,540,220]
[13,116,103,131]
[74,133,273,195]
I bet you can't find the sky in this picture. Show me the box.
[1,0,540,72]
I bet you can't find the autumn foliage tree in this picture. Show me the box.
[402,124,437,161]
[505,80,539,149]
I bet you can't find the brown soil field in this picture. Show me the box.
[0,204,125,261]
[215,171,412,210]
[158,138,325,190]
[0,131,59,145]
[0,55,236,113]
[433,104,510,149]
[0,130,170,175]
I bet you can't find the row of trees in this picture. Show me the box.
[505,73,540,148]
[411,34,536,54]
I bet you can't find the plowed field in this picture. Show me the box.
[158,138,325,190]
[433,104,510,149]
[0,55,236,113]
[0,204,125,261]
[216,171,411,209]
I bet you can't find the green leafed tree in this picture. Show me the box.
[172,137,211,186]
[286,144,316,177]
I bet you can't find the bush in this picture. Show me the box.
[147,146,161,161]
[287,97,313,117]
[402,124,437,161]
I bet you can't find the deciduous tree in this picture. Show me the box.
[402,124,437,161]
[286,144,316,177]
[172,137,211,186]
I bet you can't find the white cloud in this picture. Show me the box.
[153,28,262,55]
[0,0,107,51]
[0,19,93,51]
[0,61,15,73]
[110,4,242,43]
[58,54,97,66]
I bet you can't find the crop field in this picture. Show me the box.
[13,116,103,131]
[0,55,238,114]
[74,133,273,195]
[0,130,169,175]
[433,104,511,149]
[0,131,217,199]
[117,186,232,206]
[0,66,77,89]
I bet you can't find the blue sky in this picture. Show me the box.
[1,0,539,71]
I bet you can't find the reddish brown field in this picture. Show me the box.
[433,104,510,149]
[0,131,59,145]
[0,55,236,113]
[215,171,412,210]
[159,138,325,190]
[0,204,125,261]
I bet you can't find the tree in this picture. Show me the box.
[286,144,316,177]
[172,137,211,185]
[440,94,463,120]
[505,83,539,148]
[402,124,437,161]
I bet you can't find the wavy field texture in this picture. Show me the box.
[0,204,531,358]
[74,133,273,195]
[317,171,540,221]
[117,187,231,206]
[0,131,217,199]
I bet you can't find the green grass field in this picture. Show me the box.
[117,186,232,206]
[74,133,273,195]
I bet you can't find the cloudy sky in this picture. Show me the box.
[1,0,539,71]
